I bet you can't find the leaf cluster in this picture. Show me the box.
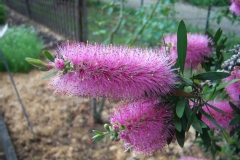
[0,1,7,25]
[172,21,232,152]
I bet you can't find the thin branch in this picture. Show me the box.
[128,0,160,46]
[173,88,195,98]
[109,0,124,43]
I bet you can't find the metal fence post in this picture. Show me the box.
[76,0,88,42]
[25,0,31,18]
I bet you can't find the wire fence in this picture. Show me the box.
[4,0,87,42]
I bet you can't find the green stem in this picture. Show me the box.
[109,0,124,43]
[128,0,160,46]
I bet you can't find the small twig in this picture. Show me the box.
[128,0,160,46]
[0,49,35,140]
[109,0,124,43]
[173,88,195,98]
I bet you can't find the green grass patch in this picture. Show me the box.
[0,25,43,72]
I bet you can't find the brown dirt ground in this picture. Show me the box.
[0,7,210,160]
[0,70,210,160]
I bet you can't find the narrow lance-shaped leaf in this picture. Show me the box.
[187,104,201,130]
[92,130,104,135]
[44,50,55,62]
[176,98,186,118]
[203,79,240,94]
[204,102,225,114]
[192,118,203,134]
[192,72,230,80]
[176,130,185,148]
[174,114,182,132]
[42,71,58,79]
[199,108,225,134]
[200,128,211,147]
[181,77,193,85]
[177,20,187,74]
[229,116,240,126]
[92,134,105,142]
[25,57,48,68]
[230,126,240,137]
[229,101,240,114]
[181,113,188,131]
[213,28,222,43]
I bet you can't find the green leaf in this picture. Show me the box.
[213,28,222,43]
[181,77,193,85]
[176,98,186,118]
[44,50,55,62]
[199,120,208,128]
[200,108,225,133]
[205,30,213,39]
[181,114,188,131]
[229,101,240,114]
[229,116,240,126]
[92,134,105,142]
[192,72,230,80]
[176,130,185,148]
[25,57,48,68]
[92,130,104,135]
[200,128,211,147]
[38,67,50,71]
[177,20,187,74]
[184,102,192,118]
[206,86,216,101]
[230,126,240,137]
[192,118,203,134]
[187,104,201,130]
[42,71,58,79]
[205,102,225,114]
[195,131,199,139]
[203,79,240,94]
[174,114,182,132]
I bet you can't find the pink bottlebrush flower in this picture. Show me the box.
[161,33,213,69]
[201,101,235,129]
[225,67,240,102]
[54,58,65,70]
[49,43,177,100]
[110,99,175,155]
[229,0,240,16]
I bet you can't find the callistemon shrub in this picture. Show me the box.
[225,66,240,103]
[160,33,213,69]
[110,99,175,155]
[229,0,240,16]
[201,101,235,129]
[49,43,177,100]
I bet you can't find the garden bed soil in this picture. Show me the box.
[0,7,210,160]
[0,70,209,160]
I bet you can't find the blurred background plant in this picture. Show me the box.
[0,25,43,72]
[87,0,178,47]
[0,0,7,25]
[183,0,229,6]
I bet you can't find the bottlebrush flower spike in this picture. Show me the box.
[230,0,240,16]
[110,99,175,155]
[161,33,213,69]
[201,101,235,129]
[225,66,240,102]
[49,43,177,100]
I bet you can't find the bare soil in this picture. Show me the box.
[0,7,210,160]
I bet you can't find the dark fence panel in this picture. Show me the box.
[5,0,87,42]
